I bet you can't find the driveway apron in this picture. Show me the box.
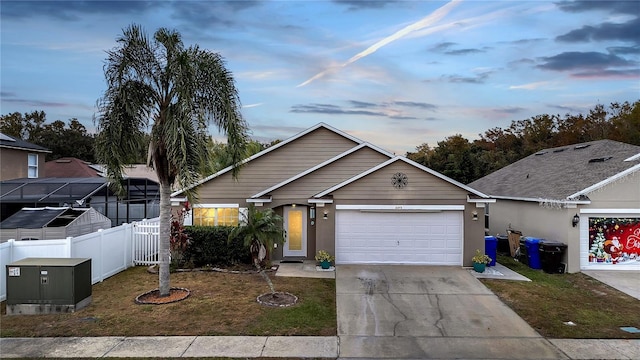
[336,265,566,359]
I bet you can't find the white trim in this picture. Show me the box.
[251,143,393,198]
[170,197,188,206]
[172,123,365,197]
[489,194,592,205]
[568,164,640,199]
[466,196,496,203]
[336,204,464,211]
[246,198,272,203]
[624,153,640,161]
[580,208,640,214]
[315,156,490,198]
[307,199,334,204]
[192,203,239,208]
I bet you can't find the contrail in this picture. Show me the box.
[297,0,462,87]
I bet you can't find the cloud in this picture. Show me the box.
[555,1,639,15]
[430,42,458,52]
[289,100,429,120]
[243,103,264,109]
[571,68,640,78]
[445,48,486,56]
[392,101,438,110]
[290,103,386,117]
[298,0,462,87]
[607,46,640,55]
[333,0,399,10]
[509,81,556,90]
[444,71,493,84]
[0,1,157,20]
[537,51,636,71]
[493,107,526,115]
[556,17,640,45]
[2,96,70,108]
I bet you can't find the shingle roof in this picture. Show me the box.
[0,132,50,152]
[468,139,640,201]
[44,157,101,178]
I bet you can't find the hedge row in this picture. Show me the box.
[182,226,252,267]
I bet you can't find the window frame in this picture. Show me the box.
[27,153,38,178]
[189,203,242,227]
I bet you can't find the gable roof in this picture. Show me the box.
[250,142,394,199]
[0,132,50,153]
[45,157,101,178]
[468,139,640,202]
[172,123,365,197]
[314,156,490,198]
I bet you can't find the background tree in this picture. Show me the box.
[95,24,248,297]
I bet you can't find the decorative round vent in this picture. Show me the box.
[391,172,408,189]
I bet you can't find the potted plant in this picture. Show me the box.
[471,249,492,273]
[315,250,335,269]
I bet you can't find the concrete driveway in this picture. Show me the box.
[336,265,566,359]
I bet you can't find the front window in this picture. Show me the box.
[28,154,38,178]
[193,207,239,226]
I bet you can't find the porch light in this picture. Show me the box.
[472,211,478,221]
[572,214,580,227]
[323,210,328,220]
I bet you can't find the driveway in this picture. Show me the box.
[336,265,566,359]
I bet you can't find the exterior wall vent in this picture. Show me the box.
[534,151,547,156]
[553,148,567,153]
[574,144,591,150]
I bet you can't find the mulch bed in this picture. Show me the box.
[135,287,191,305]
[256,292,298,307]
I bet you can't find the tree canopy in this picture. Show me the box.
[407,100,640,184]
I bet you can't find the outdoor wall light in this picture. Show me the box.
[572,213,580,227]
[472,211,478,221]
[323,210,328,220]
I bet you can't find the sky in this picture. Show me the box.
[1,0,639,155]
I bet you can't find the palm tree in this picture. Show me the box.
[228,204,285,293]
[95,24,248,297]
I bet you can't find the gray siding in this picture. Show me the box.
[268,147,390,200]
[330,161,468,201]
[196,127,358,203]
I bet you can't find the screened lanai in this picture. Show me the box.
[0,177,160,225]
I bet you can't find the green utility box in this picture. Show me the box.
[6,257,92,315]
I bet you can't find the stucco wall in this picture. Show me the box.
[487,200,578,272]
[0,148,46,180]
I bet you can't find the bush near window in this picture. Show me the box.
[184,226,252,267]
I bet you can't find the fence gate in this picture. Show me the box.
[133,219,160,265]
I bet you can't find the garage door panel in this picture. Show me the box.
[336,210,463,265]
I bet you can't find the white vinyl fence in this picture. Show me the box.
[0,217,159,301]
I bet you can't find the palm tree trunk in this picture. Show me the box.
[158,183,171,296]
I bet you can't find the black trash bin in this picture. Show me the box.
[496,235,510,255]
[538,241,567,274]
[518,237,528,266]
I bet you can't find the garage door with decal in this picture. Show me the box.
[335,209,463,265]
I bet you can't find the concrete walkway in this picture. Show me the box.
[1,262,639,359]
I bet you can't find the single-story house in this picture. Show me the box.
[468,139,640,272]
[172,123,492,266]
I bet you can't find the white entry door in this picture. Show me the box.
[283,206,307,257]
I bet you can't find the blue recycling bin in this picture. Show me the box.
[484,236,497,266]
[522,237,542,269]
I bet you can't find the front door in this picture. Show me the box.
[283,206,307,257]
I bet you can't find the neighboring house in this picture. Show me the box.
[469,139,640,273]
[172,123,491,266]
[0,132,50,180]
[44,157,101,177]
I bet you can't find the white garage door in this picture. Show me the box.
[335,210,463,265]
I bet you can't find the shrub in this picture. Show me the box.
[184,226,251,267]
